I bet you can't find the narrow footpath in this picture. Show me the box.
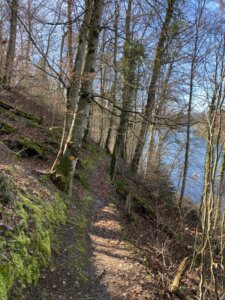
[24,158,153,300]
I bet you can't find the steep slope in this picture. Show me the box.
[0,89,200,299]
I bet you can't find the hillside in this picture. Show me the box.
[2,0,225,298]
[0,88,202,300]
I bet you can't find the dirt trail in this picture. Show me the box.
[24,158,152,300]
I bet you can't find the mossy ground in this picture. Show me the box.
[24,142,106,299]
[0,121,16,134]
[0,170,67,300]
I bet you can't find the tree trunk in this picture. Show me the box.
[67,0,73,76]
[52,0,93,170]
[131,0,177,173]
[105,3,119,154]
[25,0,31,71]
[73,0,104,147]
[2,0,18,84]
[179,0,205,207]
[110,0,138,180]
[98,27,108,147]
[63,0,94,150]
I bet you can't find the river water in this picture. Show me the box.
[162,129,222,202]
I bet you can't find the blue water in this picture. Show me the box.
[162,130,222,202]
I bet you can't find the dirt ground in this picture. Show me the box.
[23,158,157,300]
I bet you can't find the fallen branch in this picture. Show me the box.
[169,256,190,293]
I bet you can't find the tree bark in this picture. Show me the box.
[131,0,177,173]
[73,0,104,147]
[105,3,119,154]
[110,0,139,180]
[67,0,73,76]
[2,0,18,84]
[179,0,205,207]
[52,0,94,170]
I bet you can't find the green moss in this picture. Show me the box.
[0,171,67,299]
[0,100,42,125]
[68,193,93,287]
[86,143,105,160]
[0,121,16,134]
[54,154,74,192]
[0,107,17,121]
[79,157,94,171]
[55,155,73,178]
[0,171,16,204]
[19,137,46,157]
[116,179,129,194]
[39,174,51,184]
[79,173,89,190]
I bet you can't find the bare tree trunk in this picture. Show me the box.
[25,0,31,71]
[63,0,93,147]
[59,30,67,79]
[179,58,195,207]
[213,142,225,229]
[179,0,205,207]
[199,54,225,299]
[131,0,177,173]
[110,0,143,180]
[52,0,93,170]
[0,21,4,79]
[98,27,108,147]
[67,0,73,76]
[2,0,18,84]
[73,0,104,147]
[105,2,119,153]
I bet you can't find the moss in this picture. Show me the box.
[25,119,43,128]
[0,107,17,121]
[77,143,106,174]
[68,192,93,287]
[39,174,51,184]
[116,179,129,194]
[79,173,90,190]
[0,171,67,299]
[54,154,74,192]
[0,100,42,125]
[4,137,48,158]
[0,121,16,134]
[55,155,73,178]
[0,171,17,204]
[19,137,46,157]
[79,157,94,171]
[86,143,105,160]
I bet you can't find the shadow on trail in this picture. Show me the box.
[22,157,124,300]
[23,199,122,300]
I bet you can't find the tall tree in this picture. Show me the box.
[179,0,206,207]
[2,0,18,84]
[105,2,119,154]
[72,0,104,147]
[110,0,144,180]
[67,0,73,76]
[52,0,94,170]
[131,0,177,173]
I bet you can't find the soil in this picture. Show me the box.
[23,158,157,300]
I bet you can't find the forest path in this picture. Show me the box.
[24,158,151,300]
